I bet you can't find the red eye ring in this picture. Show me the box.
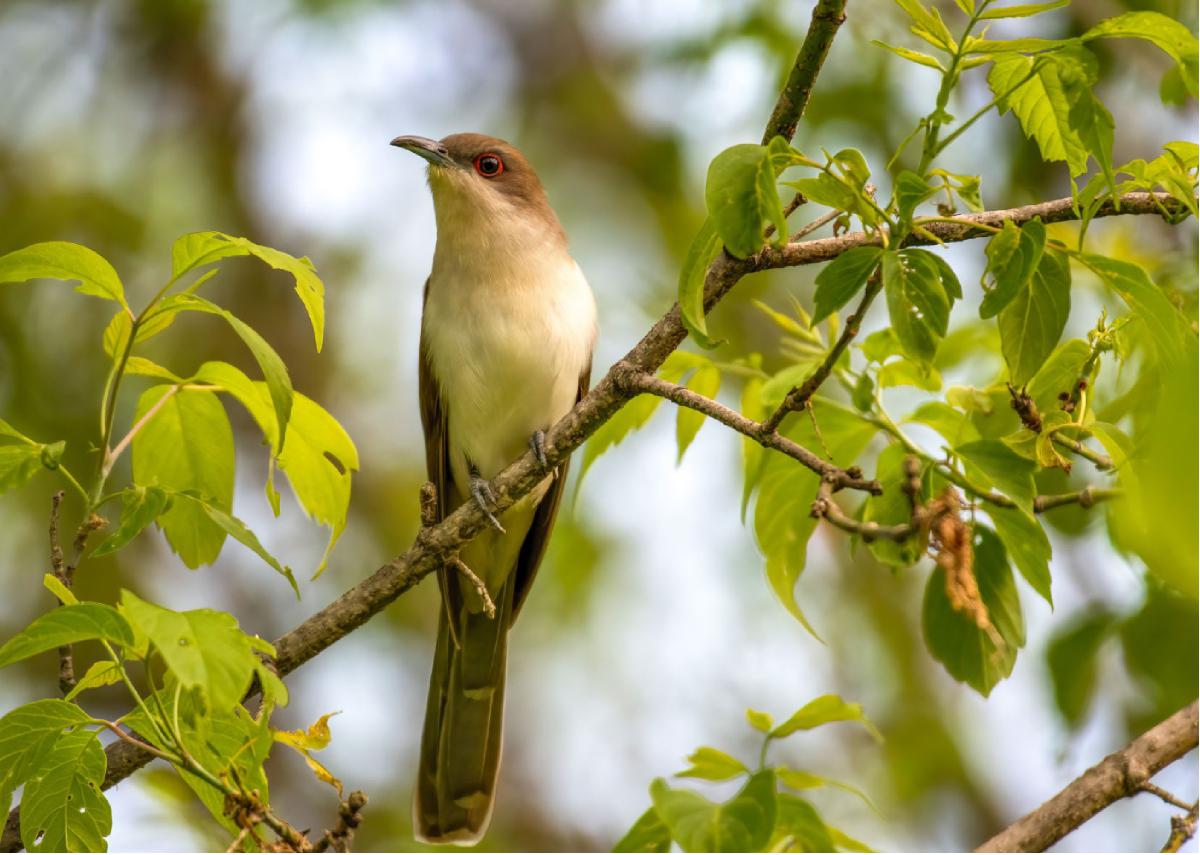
[473,153,504,178]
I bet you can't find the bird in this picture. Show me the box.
[391,132,597,845]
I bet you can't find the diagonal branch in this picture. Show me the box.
[975,700,1199,852]
[761,0,848,145]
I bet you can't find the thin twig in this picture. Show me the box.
[1033,487,1121,513]
[1142,782,1195,812]
[314,791,368,853]
[976,701,1199,852]
[1162,802,1199,853]
[790,207,843,241]
[103,384,179,478]
[1053,434,1113,471]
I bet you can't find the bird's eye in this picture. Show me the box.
[473,153,504,178]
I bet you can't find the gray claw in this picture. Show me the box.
[468,468,505,533]
[529,429,549,470]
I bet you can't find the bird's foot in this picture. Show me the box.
[468,466,506,533]
[529,429,549,470]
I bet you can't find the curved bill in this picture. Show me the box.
[390,135,459,168]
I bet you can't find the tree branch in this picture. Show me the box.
[0,185,1180,854]
[761,0,848,145]
[975,700,1199,852]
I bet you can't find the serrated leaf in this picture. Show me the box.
[615,808,671,853]
[922,527,1025,696]
[989,55,1089,174]
[90,486,171,558]
[650,770,776,853]
[989,505,1053,604]
[0,605,134,669]
[0,700,92,818]
[980,219,1046,318]
[812,247,882,323]
[1083,11,1199,98]
[771,694,881,741]
[171,231,325,350]
[677,746,750,782]
[131,386,234,568]
[0,241,126,307]
[20,729,110,852]
[119,590,263,714]
[998,248,1071,385]
[170,491,298,594]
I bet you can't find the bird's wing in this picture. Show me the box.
[419,279,463,632]
[511,357,592,619]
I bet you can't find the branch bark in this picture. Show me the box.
[975,700,1199,852]
[761,0,848,145]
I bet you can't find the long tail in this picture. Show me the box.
[414,574,516,845]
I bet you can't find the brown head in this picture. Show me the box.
[391,132,564,245]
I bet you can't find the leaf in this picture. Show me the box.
[922,526,1025,696]
[676,362,721,463]
[676,219,724,349]
[882,249,949,364]
[1046,610,1117,728]
[770,794,836,853]
[0,605,135,669]
[772,694,882,742]
[956,440,1036,508]
[167,294,294,452]
[119,590,263,713]
[42,574,77,606]
[1027,339,1090,414]
[1083,11,1199,98]
[273,712,342,795]
[579,394,663,483]
[980,219,1046,318]
[872,40,945,71]
[894,170,936,222]
[171,231,326,351]
[979,0,1068,18]
[863,443,928,568]
[650,770,776,853]
[878,360,941,391]
[131,386,235,568]
[615,808,671,853]
[64,661,124,702]
[676,747,750,782]
[746,709,774,733]
[775,768,877,813]
[860,328,903,364]
[0,241,127,307]
[997,248,1071,385]
[705,144,786,260]
[989,505,1054,605]
[1076,254,1190,368]
[906,401,981,446]
[20,729,110,852]
[123,357,183,383]
[170,492,298,594]
[812,247,882,323]
[1064,80,1116,200]
[90,486,171,558]
[989,55,1088,174]
[0,444,46,495]
[0,700,91,818]
[755,402,877,634]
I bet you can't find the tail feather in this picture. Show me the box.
[414,575,515,845]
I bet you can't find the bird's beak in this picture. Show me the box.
[390,135,459,169]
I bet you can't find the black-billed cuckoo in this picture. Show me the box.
[391,132,597,844]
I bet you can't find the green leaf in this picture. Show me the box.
[776,768,877,813]
[922,527,1025,696]
[863,443,928,567]
[755,402,876,634]
[1076,254,1190,368]
[772,694,882,742]
[989,505,1053,604]
[676,362,721,463]
[980,219,1046,318]
[860,328,903,363]
[20,729,110,852]
[872,40,945,71]
[989,55,1088,174]
[90,486,171,558]
[979,0,1069,19]
[0,241,127,307]
[705,144,786,260]
[168,294,293,452]
[1064,80,1116,199]
[131,386,235,569]
[64,661,124,701]
[894,170,936,222]
[746,709,774,733]
[770,794,836,853]
[1027,339,1090,414]
[0,605,134,669]
[812,247,882,323]
[956,440,1036,508]
[998,248,1071,385]
[123,357,183,383]
[0,444,46,496]
[119,590,263,713]
[882,249,949,363]
[0,700,91,818]
[171,231,326,350]
[650,770,776,853]
[580,394,663,483]
[894,0,956,51]
[170,491,298,594]
[677,746,750,781]
[43,574,77,606]
[1083,12,1199,98]
[906,401,981,446]
[615,808,671,853]
[878,360,941,391]
[676,219,724,349]
[1046,610,1117,728]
